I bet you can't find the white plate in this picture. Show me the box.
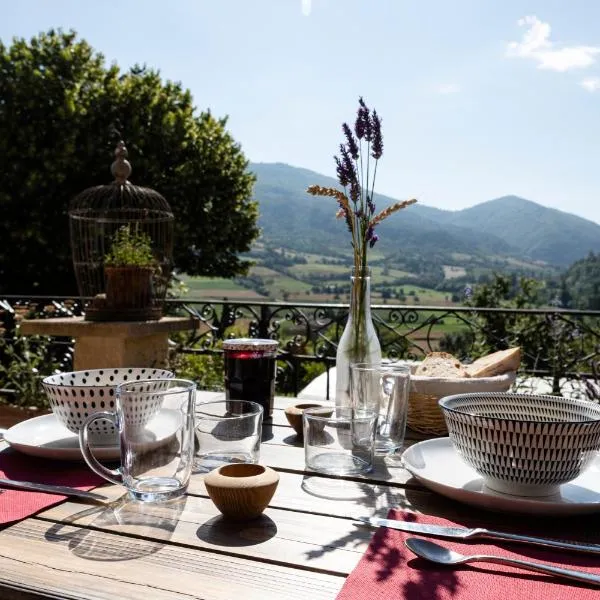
[402,437,600,516]
[4,411,180,462]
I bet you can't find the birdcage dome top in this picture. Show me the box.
[68,140,175,322]
[68,141,174,221]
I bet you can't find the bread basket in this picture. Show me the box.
[405,364,516,435]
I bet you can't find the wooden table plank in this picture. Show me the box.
[259,442,416,487]
[0,519,345,600]
[190,470,436,519]
[34,467,445,575]
[37,491,372,576]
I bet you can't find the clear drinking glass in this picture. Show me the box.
[79,379,196,502]
[351,362,410,456]
[223,338,278,418]
[194,399,263,473]
[303,406,376,475]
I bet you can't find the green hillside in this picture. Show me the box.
[250,163,600,268]
[444,196,600,266]
[183,163,600,304]
[251,162,513,258]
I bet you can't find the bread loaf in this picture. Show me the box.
[414,352,470,378]
[464,347,521,378]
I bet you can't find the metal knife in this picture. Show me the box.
[0,478,109,503]
[357,516,600,556]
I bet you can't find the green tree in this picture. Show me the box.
[457,274,598,394]
[562,252,600,310]
[0,29,259,294]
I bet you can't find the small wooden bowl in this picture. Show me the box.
[204,463,280,521]
[284,403,330,438]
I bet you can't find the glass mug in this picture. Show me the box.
[351,362,410,456]
[79,378,196,502]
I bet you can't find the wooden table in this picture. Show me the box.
[0,392,595,599]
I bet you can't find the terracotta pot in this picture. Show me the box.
[204,463,279,521]
[105,266,154,310]
[284,403,331,438]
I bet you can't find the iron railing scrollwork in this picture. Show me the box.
[1,296,600,399]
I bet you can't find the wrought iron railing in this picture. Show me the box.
[2,296,600,399]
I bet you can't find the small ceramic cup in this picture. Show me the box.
[204,463,280,521]
[284,403,331,438]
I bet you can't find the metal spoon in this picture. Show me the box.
[405,538,600,587]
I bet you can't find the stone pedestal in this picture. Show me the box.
[20,316,199,371]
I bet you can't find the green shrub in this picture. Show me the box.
[171,352,225,391]
[0,334,60,408]
[104,225,156,267]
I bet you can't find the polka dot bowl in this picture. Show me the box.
[42,368,175,444]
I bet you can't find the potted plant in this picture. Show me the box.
[103,224,158,315]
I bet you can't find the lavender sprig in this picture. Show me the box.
[371,110,383,160]
[357,97,372,141]
[339,144,359,202]
[334,155,349,187]
[355,103,367,139]
[307,98,416,273]
[342,123,359,160]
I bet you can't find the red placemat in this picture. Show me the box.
[0,447,104,525]
[337,509,600,599]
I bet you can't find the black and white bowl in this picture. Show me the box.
[439,392,600,497]
[42,368,175,444]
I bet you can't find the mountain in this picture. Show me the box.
[251,163,512,259]
[249,163,600,268]
[445,196,600,266]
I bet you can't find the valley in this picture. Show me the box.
[178,162,600,307]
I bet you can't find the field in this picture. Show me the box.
[443,265,467,279]
[181,276,263,300]
[181,274,455,306]
[180,243,552,306]
[288,263,348,276]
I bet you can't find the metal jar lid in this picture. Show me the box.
[222,338,279,352]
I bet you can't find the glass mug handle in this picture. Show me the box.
[78,411,123,486]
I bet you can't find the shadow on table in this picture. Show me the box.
[196,514,277,547]
[299,473,412,575]
[260,422,274,443]
[44,494,187,561]
[297,488,460,591]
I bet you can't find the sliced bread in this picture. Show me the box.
[464,347,521,378]
[414,352,470,378]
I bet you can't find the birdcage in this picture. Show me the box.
[69,141,174,322]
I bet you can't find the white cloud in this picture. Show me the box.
[437,83,460,94]
[301,0,311,16]
[507,16,600,72]
[581,77,600,92]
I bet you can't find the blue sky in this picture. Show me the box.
[2,1,600,223]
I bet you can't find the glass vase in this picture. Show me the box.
[335,267,382,408]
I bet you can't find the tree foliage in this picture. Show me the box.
[0,29,259,294]
[458,274,597,394]
[562,252,600,310]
